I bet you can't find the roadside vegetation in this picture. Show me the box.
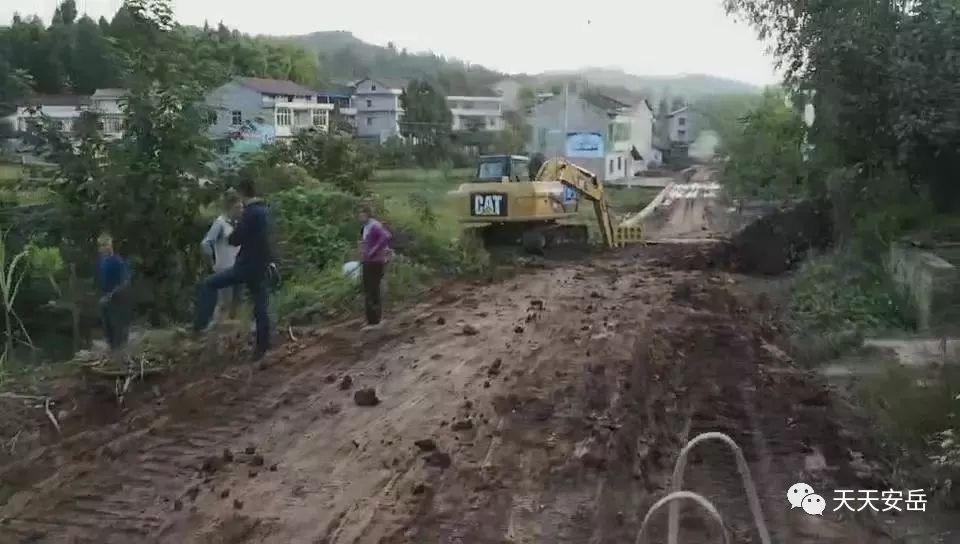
[722,0,960,496]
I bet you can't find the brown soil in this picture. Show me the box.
[0,239,917,544]
[0,184,926,544]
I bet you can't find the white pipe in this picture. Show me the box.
[635,491,729,544]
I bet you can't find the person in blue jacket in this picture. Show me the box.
[96,232,131,353]
[193,176,275,360]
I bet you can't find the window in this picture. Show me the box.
[538,127,547,151]
[312,109,328,128]
[231,110,242,125]
[276,108,291,126]
[678,129,687,139]
[487,117,496,128]
[617,156,622,170]
[366,117,373,126]
[678,117,686,126]
[366,99,372,108]
[609,159,614,173]
[286,95,294,102]
[207,111,217,125]
[371,84,377,91]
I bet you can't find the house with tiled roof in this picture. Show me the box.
[526,90,658,182]
[205,77,334,145]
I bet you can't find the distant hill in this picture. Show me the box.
[274,32,762,101]
[274,31,504,95]
[534,68,763,101]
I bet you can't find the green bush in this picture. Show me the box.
[270,184,488,324]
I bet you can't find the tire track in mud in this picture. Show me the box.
[0,290,507,544]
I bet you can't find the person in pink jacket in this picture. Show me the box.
[357,204,393,329]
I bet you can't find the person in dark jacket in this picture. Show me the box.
[96,232,131,354]
[193,177,274,359]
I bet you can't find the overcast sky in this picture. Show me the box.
[4,0,780,86]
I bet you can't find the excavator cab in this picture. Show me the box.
[474,155,533,183]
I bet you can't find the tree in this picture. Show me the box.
[400,79,452,150]
[721,89,808,200]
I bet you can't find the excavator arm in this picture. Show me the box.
[535,158,619,248]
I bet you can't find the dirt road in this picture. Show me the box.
[0,236,909,543]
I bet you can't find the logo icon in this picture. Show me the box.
[787,482,817,510]
[471,193,507,217]
[801,493,826,516]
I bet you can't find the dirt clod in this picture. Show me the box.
[269,464,278,472]
[321,402,342,415]
[249,455,265,467]
[185,486,200,502]
[483,381,491,389]
[339,375,354,390]
[488,359,503,377]
[248,470,258,478]
[220,489,230,499]
[221,448,234,463]
[173,499,183,511]
[233,499,244,510]
[201,456,224,474]
[413,483,428,495]
[244,446,256,455]
[514,326,525,334]
[436,316,446,325]
[354,388,381,406]
[424,451,452,469]
[452,419,474,431]
[462,324,479,336]
[324,374,337,384]
[414,439,438,452]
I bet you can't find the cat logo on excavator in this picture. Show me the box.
[471,193,507,217]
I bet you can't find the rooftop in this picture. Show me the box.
[235,77,318,97]
[92,88,129,98]
[18,94,88,107]
[582,92,632,112]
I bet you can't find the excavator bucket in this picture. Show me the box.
[614,226,644,247]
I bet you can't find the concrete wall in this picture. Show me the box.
[889,243,960,332]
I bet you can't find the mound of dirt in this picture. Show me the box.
[727,199,833,275]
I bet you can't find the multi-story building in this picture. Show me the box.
[447,96,504,132]
[89,88,128,139]
[527,91,656,182]
[205,77,334,142]
[351,77,405,142]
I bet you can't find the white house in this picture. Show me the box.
[667,106,694,145]
[205,77,334,142]
[352,77,405,142]
[89,88,128,139]
[447,96,504,132]
[9,95,88,135]
[527,91,656,182]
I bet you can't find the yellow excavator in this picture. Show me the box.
[447,154,644,253]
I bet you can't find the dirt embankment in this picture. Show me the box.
[0,239,906,544]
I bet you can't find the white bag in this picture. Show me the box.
[342,261,361,280]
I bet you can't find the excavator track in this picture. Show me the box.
[476,223,591,255]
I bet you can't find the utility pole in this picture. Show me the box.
[562,81,569,158]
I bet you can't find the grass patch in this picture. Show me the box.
[786,250,914,364]
[854,365,960,450]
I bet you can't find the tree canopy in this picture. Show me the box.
[725,0,960,212]
[0,0,326,114]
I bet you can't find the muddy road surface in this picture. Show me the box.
[1,243,901,543]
